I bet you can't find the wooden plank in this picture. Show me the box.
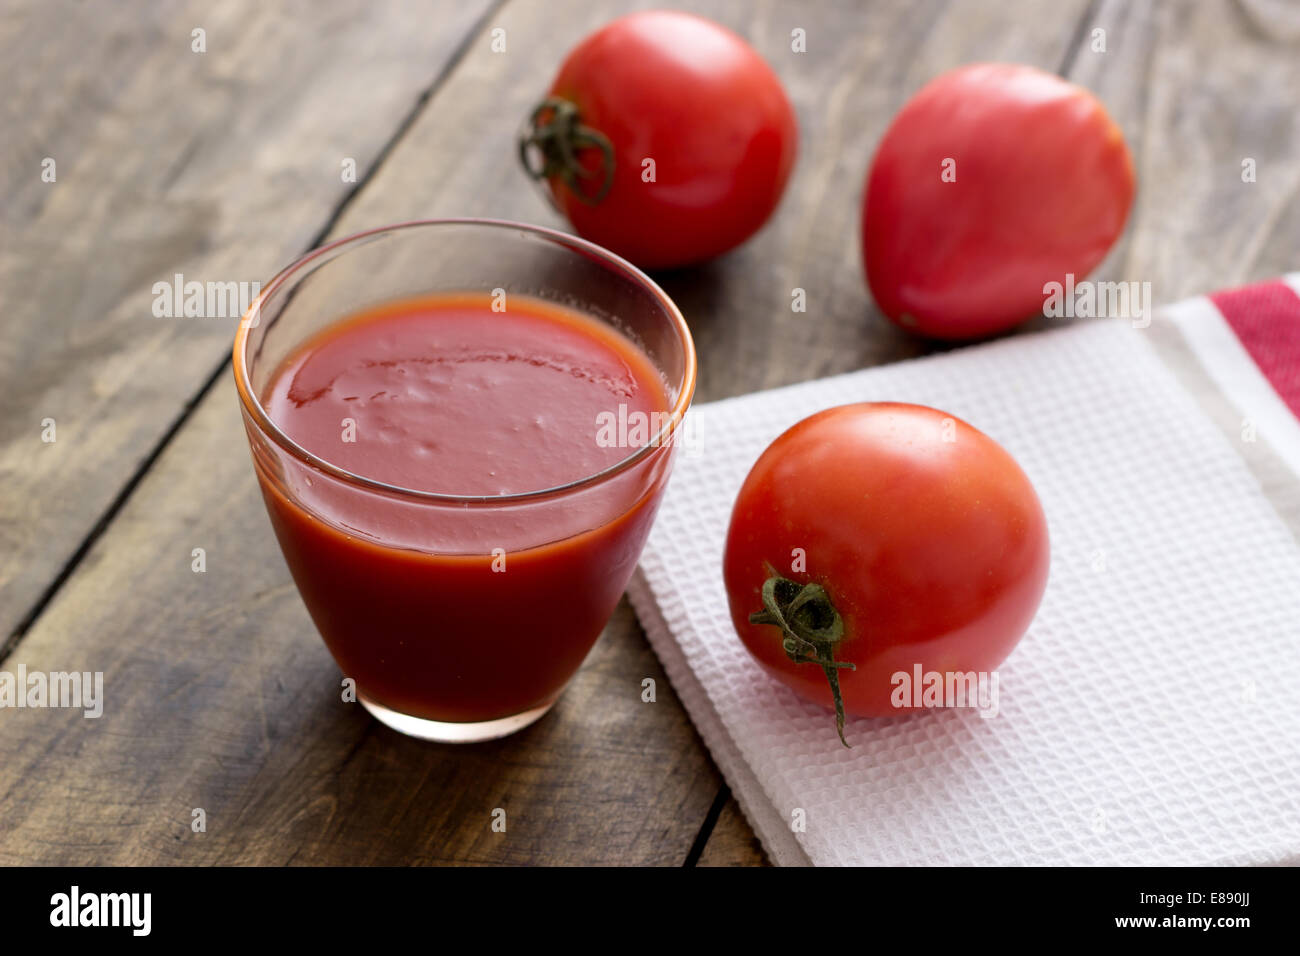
[0,0,497,639]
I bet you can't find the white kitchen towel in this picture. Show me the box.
[627,276,1300,866]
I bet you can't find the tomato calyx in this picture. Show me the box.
[518,97,615,205]
[748,566,856,747]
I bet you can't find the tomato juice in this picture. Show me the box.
[252,293,675,727]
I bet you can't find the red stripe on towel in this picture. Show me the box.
[1210,280,1300,420]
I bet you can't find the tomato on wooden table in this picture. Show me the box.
[519,10,798,270]
[862,63,1135,340]
[723,403,1050,744]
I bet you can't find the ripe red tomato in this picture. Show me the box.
[519,10,797,270]
[723,403,1049,743]
[862,63,1135,340]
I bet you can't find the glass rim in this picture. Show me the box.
[232,218,697,505]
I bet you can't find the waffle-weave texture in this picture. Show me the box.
[627,318,1300,866]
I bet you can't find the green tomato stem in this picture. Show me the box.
[518,96,615,205]
[748,568,855,747]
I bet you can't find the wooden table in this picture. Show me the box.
[3,0,1297,866]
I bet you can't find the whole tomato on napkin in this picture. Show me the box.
[723,403,1050,744]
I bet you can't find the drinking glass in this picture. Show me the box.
[233,219,695,742]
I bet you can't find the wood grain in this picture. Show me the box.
[0,0,496,639]
[4,0,1296,866]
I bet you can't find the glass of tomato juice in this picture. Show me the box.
[233,220,695,742]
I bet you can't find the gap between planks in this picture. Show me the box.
[1057,0,1103,77]
[683,785,732,867]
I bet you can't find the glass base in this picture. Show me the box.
[359,692,557,743]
